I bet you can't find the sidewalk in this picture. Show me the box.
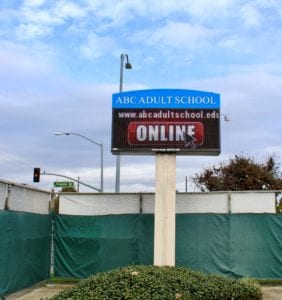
[262,286,282,300]
[5,283,282,300]
[6,283,74,300]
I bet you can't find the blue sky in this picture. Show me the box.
[1,0,282,192]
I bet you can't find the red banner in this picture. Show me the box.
[128,121,204,147]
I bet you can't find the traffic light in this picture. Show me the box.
[33,168,41,182]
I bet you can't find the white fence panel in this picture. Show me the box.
[142,193,229,214]
[8,186,50,214]
[1,179,276,215]
[142,194,154,213]
[59,193,140,215]
[58,191,277,215]
[177,193,229,213]
[0,182,7,210]
[231,192,276,213]
[0,180,50,214]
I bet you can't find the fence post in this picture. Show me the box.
[4,184,12,210]
[228,191,231,214]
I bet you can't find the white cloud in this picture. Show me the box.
[16,23,52,40]
[80,33,118,58]
[217,36,239,50]
[15,1,86,40]
[24,0,46,7]
[0,41,55,84]
[86,0,146,27]
[240,4,262,28]
[186,0,234,18]
[146,21,216,50]
[54,1,87,19]
[145,0,234,21]
[14,0,239,42]
[21,8,62,25]
[0,151,27,165]
[119,163,155,192]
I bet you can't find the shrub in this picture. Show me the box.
[52,265,262,299]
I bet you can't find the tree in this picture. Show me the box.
[61,186,77,192]
[193,154,282,192]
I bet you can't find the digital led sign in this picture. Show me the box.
[111,89,220,155]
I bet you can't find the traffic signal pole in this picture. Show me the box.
[42,171,100,192]
[33,168,41,182]
[33,170,101,192]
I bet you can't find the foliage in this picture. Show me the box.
[60,186,77,192]
[193,154,282,192]
[276,193,282,213]
[51,265,262,300]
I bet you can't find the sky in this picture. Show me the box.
[1,0,282,192]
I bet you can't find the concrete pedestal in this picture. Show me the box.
[154,153,176,266]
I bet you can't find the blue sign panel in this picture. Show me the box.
[112,89,221,156]
[112,89,220,109]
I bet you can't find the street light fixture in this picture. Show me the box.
[116,54,132,193]
[222,114,231,122]
[54,131,104,192]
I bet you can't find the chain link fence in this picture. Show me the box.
[58,191,277,215]
[0,182,8,210]
[0,179,51,214]
[0,178,278,215]
[0,179,52,297]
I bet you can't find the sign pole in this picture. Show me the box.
[154,153,176,266]
[112,89,221,266]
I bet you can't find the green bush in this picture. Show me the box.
[51,265,262,300]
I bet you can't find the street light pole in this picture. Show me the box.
[115,54,132,193]
[54,131,103,192]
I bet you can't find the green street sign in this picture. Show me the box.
[54,181,75,188]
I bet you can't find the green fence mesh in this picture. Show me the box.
[54,214,154,278]
[54,213,282,279]
[0,211,51,296]
[1,210,280,297]
[176,214,282,278]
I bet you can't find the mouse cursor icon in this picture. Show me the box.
[183,132,197,148]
